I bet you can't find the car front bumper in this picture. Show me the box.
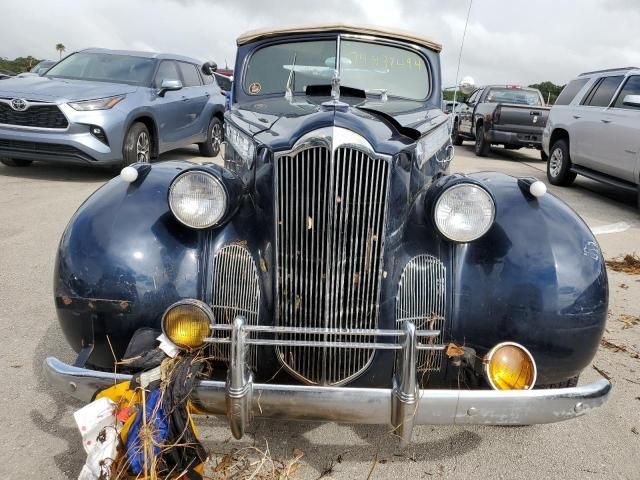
[0,104,126,165]
[44,318,612,445]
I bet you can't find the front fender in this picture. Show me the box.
[449,172,608,384]
[55,161,203,367]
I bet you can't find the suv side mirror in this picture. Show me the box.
[202,61,217,75]
[158,79,182,97]
[622,94,640,108]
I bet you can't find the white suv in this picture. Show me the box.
[542,67,640,207]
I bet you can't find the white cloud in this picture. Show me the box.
[1,0,639,87]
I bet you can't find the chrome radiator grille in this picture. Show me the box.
[396,255,446,372]
[210,244,260,367]
[274,145,390,385]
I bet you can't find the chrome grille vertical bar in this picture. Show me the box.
[274,140,390,385]
[210,245,260,367]
[396,255,447,372]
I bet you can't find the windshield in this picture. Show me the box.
[243,38,430,100]
[45,52,156,86]
[485,88,543,106]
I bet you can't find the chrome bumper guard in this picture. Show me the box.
[44,318,611,445]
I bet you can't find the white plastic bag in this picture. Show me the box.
[74,397,119,479]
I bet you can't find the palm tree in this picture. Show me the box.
[56,43,66,59]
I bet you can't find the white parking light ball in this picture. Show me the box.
[529,181,547,197]
[120,166,139,183]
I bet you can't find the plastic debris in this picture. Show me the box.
[157,333,180,358]
[74,397,119,480]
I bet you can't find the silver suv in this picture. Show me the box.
[542,67,640,206]
[0,48,226,169]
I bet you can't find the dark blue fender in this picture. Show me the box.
[444,172,608,384]
[55,162,607,386]
[55,162,202,366]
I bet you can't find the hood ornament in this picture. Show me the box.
[284,52,297,101]
[331,69,340,101]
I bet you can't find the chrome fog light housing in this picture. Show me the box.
[434,183,495,242]
[483,341,537,390]
[169,170,227,228]
[162,299,213,349]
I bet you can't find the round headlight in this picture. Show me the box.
[434,183,495,242]
[162,299,212,349]
[483,342,537,390]
[169,171,227,228]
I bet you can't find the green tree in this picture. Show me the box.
[529,81,564,105]
[56,43,66,59]
[0,56,42,74]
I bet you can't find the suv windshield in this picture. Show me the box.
[243,38,430,101]
[485,87,543,106]
[45,52,156,86]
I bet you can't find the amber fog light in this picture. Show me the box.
[483,342,537,390]
[162,299,212,349]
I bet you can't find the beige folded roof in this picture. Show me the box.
[237,23,442,52]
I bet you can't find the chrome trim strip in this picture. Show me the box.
[205,338,445,351]
[44,357,612,435]
[0,122,69,132]
[208,324,440,336]
[0,98,60,106]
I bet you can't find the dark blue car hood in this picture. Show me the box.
[229,95,447,156]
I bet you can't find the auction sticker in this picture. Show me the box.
[249,82,262,95]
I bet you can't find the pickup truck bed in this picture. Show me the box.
[453,85,550,158]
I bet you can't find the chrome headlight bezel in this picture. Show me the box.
[168,169,229,229]
[432,181,496,243]
[161,298,213,350]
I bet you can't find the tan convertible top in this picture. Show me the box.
[237,23,442,52]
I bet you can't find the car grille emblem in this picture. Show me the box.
[10,98,28,111]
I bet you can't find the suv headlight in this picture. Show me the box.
[225,123,256,165]
[169,170,227,228]
[68,95,125,111]
[434,183,495,242]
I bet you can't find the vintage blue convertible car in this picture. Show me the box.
[45,25,610,444]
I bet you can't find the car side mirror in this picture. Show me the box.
[622,94,640,107]
[158,79,182,97]
[202,61,217,75]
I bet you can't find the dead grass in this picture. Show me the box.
[618,315,640,329]
[207,443,304,480]
[606,253,640,275]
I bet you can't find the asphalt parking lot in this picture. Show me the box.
[0,144,638,479]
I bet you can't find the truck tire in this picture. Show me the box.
[474,125,490,157]
[547,139,576,186]
[198,116,223,157]
[122,122,151,167]
[452,119,463,146]
[0,158,32,167]
[540,150,548,162]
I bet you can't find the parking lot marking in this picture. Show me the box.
[591,222,632,235]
